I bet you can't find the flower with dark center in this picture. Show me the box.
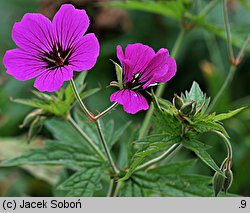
[110,43,177,114]
[3,4,99,92]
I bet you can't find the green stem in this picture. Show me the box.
[135,144,181,172]
[199,0,220,17]
[223,0,234,62]
[107,179,115,197]
[236,33,250,64]
[207,65,236,113]
[139,29,186,139]
[70,78,119,174]
[67,116,106,162]
[95,102,119,120]
[96,120,120,175]
[70,79,93,120]
[213,130,232,160]
[113,181,123,197]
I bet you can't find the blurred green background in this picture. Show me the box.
[0,0,249,196]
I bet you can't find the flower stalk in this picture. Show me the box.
[94,102,119,120]
[70,78,119,175]
[199,0,220,18]
[70,79,93,120]
[207,65,236,113]
[207,7,250,112]
[67,115,106,162]
[235,33,250,65]
[96,120,120,175]
[223,0,234,63]
[213,130,232,160]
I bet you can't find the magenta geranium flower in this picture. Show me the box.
[3,4,99,92]
[110,43,177,114]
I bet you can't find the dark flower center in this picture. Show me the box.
[42,45,71,70]
[124,73,145,91]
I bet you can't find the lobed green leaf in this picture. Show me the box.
[181,139,224,176]
[57,167,104,196]
[214,107,246,121]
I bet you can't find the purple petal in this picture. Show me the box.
[110,89,149,114]
[117,45,125,61]
[12,13,53,54]
[69,33,100,71]
[156,57,177,82]
[141,48,177,89]
[34,66,73,92]
[118,43,155,83]
[3,49,46,81]
[52,4,90,51]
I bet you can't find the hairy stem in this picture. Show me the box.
[113,181,123,197]
[67,116,106,161]
[223,0,234,62]
[135,144,181,172]
[70,79,93,120]
[199,0,220,17]
[94,102,118,120]
[70,78,119,175]
[107,179,115,197]
[213,130,232,160]
[96,120,120,175]
[236,33,250,65]
[139,29,186,139]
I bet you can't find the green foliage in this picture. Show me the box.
[75,111,130,150]
[99,0,186,21]
[120,140,177,181]
[102,0,250,52]
[149,159,196,175]
[152,105,182,136]
[0,140,101,169]
[57,167,104,196]
[120,81,243,187]
[0,119,104,167]
[239,0,250,12]
[181,140,223,175]
[120,160,213,197]
[11,73,100,117]
[120,180,145,197]
[214,107,246,121]
[0,118,105,196]
[191,113,229,137]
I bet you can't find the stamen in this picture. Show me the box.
[44,57,56,64]
[63,49,72,63]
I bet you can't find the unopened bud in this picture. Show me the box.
[27,116,47,142]
[180,102,194,116]
[20,109,45,128]
[173,94,184,110]
[213,172,225,197]
[223,169,233,193]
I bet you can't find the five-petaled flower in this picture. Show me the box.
[3,4,99,92]
[110,43,177,114]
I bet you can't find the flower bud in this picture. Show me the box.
[27,116,47,142]
[173,94,184,110]
[20,109,45,128]
[180,102,194,116]
[223,169,233,193]
[213,172,225,197]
